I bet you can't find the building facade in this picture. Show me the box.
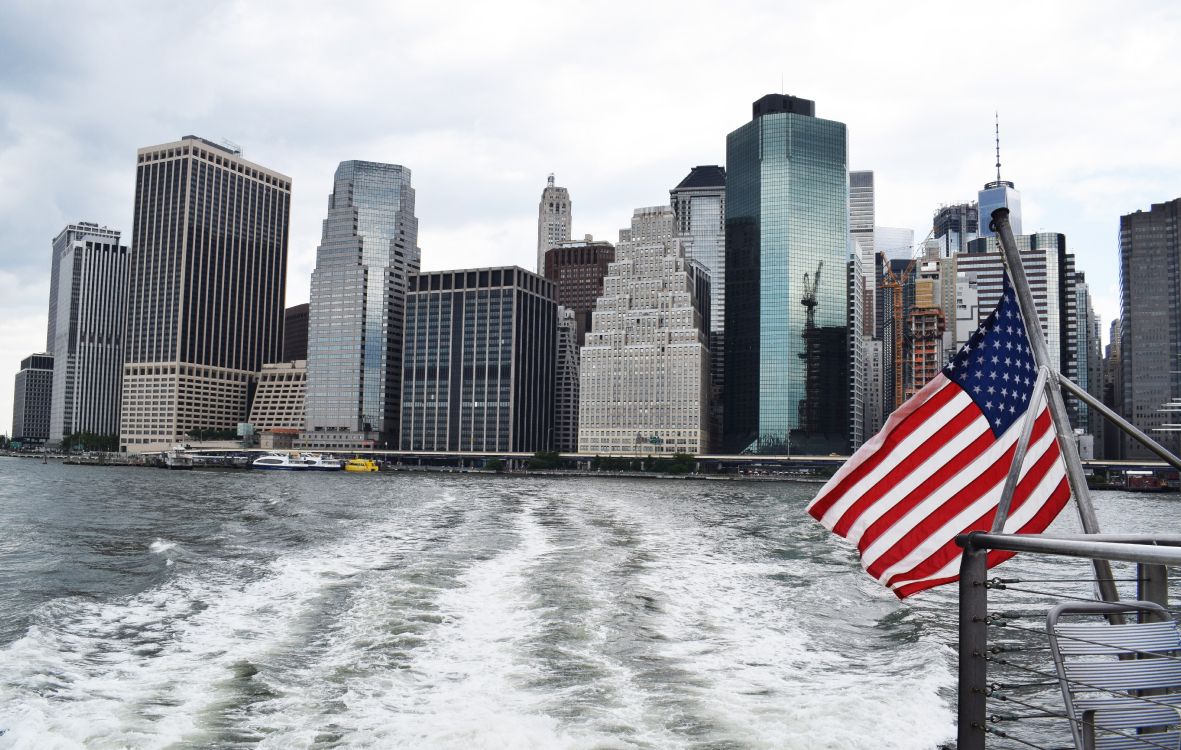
[12,353,54,444]
[120,136,290,451]
[47,223,128,443]
[542,236,615,346]
[248,360,307,431]
[301,161,419,450]
[961,233,1079,424]
[1119,198,1181,459]
[933,202,979,257]
[724,94,849,455]
[847,249,867,449]
[874,226,915,262]
[671,165,727,451]
[1102,319,1123,460]
[849,170,876,336]
[400,267,556,453]
[849,170,875,266]
[579,206,710,455]
[537,174,572,273]
[283,303,309,361]
[1074,272,1102,440]
[978,181,1022,238]
[554,306,579,453]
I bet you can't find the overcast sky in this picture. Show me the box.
[2,0,1179,435]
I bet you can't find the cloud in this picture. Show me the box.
[2,0,1180,432]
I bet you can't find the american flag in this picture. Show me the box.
[808,277,1070,598]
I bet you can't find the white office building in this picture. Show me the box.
[578,207,710,455]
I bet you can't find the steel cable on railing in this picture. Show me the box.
[995,621,1181,663]
[989,583,1128,604]
[989,689,1181,750]
[982,725,1060,750]
[989,655,1181,716]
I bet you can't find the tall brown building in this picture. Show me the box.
[543,236,614,346]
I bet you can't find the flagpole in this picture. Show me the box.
[990,208,1120,604]
[991,366,1049,533]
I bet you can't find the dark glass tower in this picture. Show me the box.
[1119,197,1181,459]
[723,94,849,455]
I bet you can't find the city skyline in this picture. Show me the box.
[2,1,1181,431]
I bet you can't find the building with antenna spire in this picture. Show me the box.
[978,113,1022,238]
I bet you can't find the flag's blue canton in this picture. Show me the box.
[942,279,1037,437]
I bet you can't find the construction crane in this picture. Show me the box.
[879,258,916,410]
[802,260,822,333]
[799,261,823,435]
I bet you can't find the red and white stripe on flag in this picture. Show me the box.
[807,281,1070,598]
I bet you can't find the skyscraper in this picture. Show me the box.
[1102,319,1123,460]
[873,226,915,262]
[579,206,710,455]
[1074,272,1102,439]
[120,137,290,451]
[671,165,726,451]
[12,353,53,444]
[1119,198,1181,459]
[399,267,556,453]
[283,303,309,361]
[849,170,875,265]
[849,170,876,337]
[542,236,614,346]
[978,117,1022,238]
[554,306,579,453]
[932,202,979,257]
[47,223,128,443]
[725,94,849,455]
[302,161,419,450]
[961,233,1079,424]
[977,181,1022,238]
[537,174,572,273]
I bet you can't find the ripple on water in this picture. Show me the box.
[0,464,973,749]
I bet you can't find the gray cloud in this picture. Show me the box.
[2,0,1180,432]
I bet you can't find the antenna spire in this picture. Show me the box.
[994,111,1002,182]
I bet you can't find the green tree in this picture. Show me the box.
[485,457,504,472]
[527,451,562,470]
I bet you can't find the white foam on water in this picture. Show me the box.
[572,489,956,750]
[0,504,435,749]
[0,481,956,749]
[247,499,617,749]
[148,538,176,554]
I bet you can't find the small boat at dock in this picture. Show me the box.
[252,452,343,471]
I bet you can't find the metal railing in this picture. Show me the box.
[955,532,1181,749]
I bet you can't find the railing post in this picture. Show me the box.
[1138,563,1169,623]
[959,542,989,750]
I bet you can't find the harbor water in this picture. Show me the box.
[0,456,1174,749]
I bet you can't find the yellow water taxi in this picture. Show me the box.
[344,458,379,473]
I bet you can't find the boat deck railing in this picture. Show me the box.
[955,532,1181,749]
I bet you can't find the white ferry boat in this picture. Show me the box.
[251,452,343,471]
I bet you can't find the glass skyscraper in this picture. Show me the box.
[671,165,726,451]
[724,94,849,455]
[302,161,419,449]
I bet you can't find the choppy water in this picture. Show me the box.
[0,457,1175,749]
